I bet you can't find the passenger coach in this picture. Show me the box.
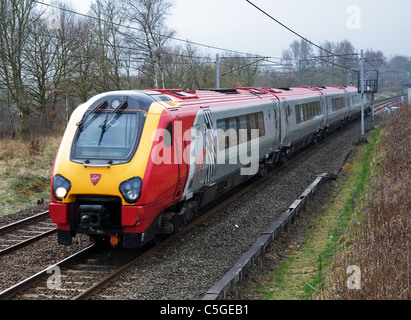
[49,85,366,248]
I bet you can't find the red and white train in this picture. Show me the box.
[49,85,367,248]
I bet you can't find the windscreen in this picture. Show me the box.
[72,112,139,160]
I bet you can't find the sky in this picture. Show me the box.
[43,0,411,60]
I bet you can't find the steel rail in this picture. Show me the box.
[0,211,50,233]
[0,245,96,300]
[0,229,57,256]
[0,211,56,256]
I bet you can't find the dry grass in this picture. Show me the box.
[0,136,61,217]
[325,104,411,299]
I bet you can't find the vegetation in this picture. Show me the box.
[257,126,382,300]
[326,104,411,299]
[0,136,60,217]
[256,104,411,300]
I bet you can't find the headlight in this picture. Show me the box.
[52,174,71,201]
[119,177,142,204]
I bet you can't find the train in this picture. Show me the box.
[49,85,369,249]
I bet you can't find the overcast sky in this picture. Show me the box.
[47,0,411,60]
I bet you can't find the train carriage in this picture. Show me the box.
[49,85,364,249]
[322,86,350,131]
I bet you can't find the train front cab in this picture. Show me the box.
[49,91,186,249]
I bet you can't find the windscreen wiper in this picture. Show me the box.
[77,100,108,131]
[97,99,128,146]
[112,99,128,114]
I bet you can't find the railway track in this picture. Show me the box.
[374,96,403,112]
[0,120,354,300]
[0,211,56,256]
[0,137,318,300]
[0,200,236,300]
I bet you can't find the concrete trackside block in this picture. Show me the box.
[261,221,283,239]
[276,210,292,228]
[255,234,272,251]
[204,242,265,300]
[300,188,313,200]
[309,177,322,193]
[290,199,302,212]
[289,199,302,219]
[205,273,233,300]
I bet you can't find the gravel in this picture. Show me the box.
[0,114,383,299]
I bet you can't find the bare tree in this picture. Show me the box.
[220,53,263,88]
[89,0,125,92]
[69,17,98,102]
[162,42,216,89]
[335,40,358,86]
[318,41,338,85]
[0,0,39,140]
[317,39,358,86]
[22,1,88,133]
[282,39,314,85]
[24,17,57,131]
[122,0,175,89]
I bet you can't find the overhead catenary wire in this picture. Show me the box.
[245,0,335,56]
[32,0,271,60]
[31,0,289,80]
[245,0,359,72]
[31,0,362,79]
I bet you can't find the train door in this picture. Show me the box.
[172,116,188,200]
[185,110,217,194]
[279,98,290,145]
[320,94,327,127]
[272,101,281,148]
[202,109,217,184]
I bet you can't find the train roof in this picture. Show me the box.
[79,86,359,114]
[148,86,359,110]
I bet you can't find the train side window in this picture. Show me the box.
[239,115,248,143]
[256,112,265,136]
[217,117,237,150]
[295,105,302,123]
[298,101,321,122]
[249,113,258,140]
[303,104,308,122]
[332,97,346,111]
[217,119,227,151]
[227,117,238,148]
[164,122,173,147]
[216,111,265,150]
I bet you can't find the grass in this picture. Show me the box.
[0,136,61,217]
[257,127,382,300]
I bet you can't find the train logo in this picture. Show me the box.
[90,174,102,186]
